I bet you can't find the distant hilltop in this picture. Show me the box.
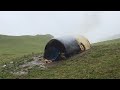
[103,34,120,41]
[0,34,54,38]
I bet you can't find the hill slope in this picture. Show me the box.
[28,38,120,79]
[100,34,120,42]
[0,38,120,79]
[0,34,53,63]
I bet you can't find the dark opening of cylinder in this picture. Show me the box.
[44,39,66,61]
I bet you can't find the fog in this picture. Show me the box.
[0,11,120,43]
[84,11,120,43]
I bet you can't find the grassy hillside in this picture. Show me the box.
[0,35,120,79]
[25,38,120,79]
[101,34,120,42]
[0,34,53,63]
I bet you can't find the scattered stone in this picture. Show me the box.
[3,54,53,75]
[32,57,39,61]
[38,55,43,58]
[11,70,28,75]
[39,65,46,68]
[2,64,6,68]
[44,59,52,64]
[20,59,45,68]
[10,61,13,64]
[60,53,66,59]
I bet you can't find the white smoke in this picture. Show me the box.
[83,11,120,43]
[58,11,120,44]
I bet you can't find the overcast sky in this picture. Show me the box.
[0,11,120,43]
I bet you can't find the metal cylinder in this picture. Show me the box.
[44,35,90,61]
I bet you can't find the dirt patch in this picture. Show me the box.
[11,55,49,75]
[0,55,53,75]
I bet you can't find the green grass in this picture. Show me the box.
[0,34,53,64]
[25,39,120,79]
[0,35,120,79]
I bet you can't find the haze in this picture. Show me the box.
[0,11,120,43]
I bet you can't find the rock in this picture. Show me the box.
[11,70,28,75]
[2,64,6,68]
[44,59,52,64]
[10,61,13,64]
[60,53,66,59]
[32,57,39,61]
[38,55,43,58]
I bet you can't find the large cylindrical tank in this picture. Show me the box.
[44,35,91,61]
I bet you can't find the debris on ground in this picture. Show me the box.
[2,64,6,68]
[44,59,53,64]
[11,70,28,75]
[1,54,53,75]
[10,61,13,64]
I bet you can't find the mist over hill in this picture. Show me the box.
[94,34,120,43]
